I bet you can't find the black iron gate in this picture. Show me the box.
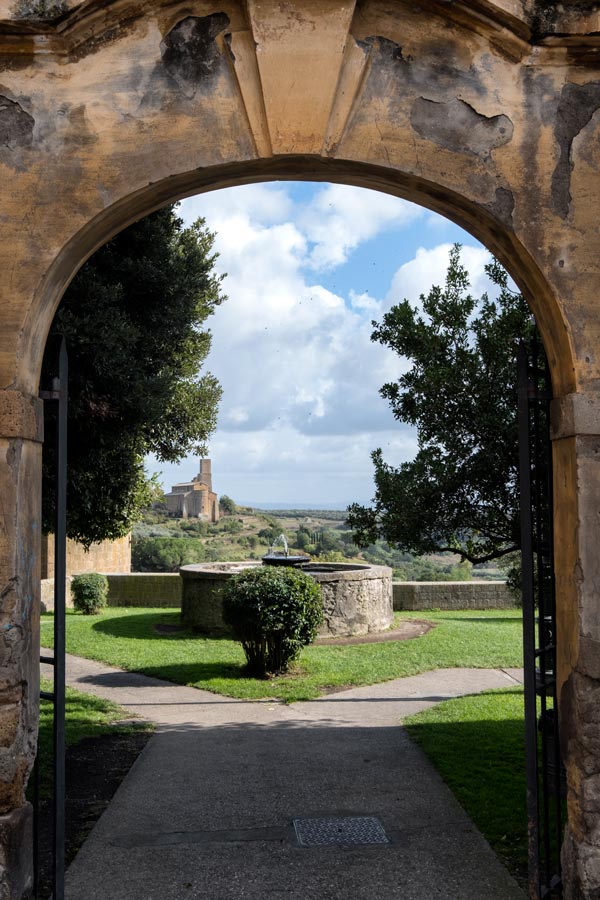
[518,337,563,899]
[34,337,68,900]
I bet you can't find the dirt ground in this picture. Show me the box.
[35,729,154,899]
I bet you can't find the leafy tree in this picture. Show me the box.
[295,528,311,550]
[42,206,225,546]
[258,525,284,545]
[131,536,206,572]
[179,520,209,537]
[348,244,535,567]
[219,495,237,515]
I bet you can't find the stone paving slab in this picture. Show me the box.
[41,651,526,899]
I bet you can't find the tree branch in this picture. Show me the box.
[436,546,520,566]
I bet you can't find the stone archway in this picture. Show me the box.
[1,2,600,897]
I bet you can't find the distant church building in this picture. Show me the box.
[165,459,220,523]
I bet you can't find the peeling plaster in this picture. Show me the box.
[486,186,515,228]
[410,97,513,158]
[551,81,600,220]
[0,96,33,152]
[160,13,230,99]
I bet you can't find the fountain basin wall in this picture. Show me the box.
[179,561,393,638]
[180,562,261,636]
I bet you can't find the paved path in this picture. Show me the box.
[44,652,526,900]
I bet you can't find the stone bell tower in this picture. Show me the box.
[194,458,213,491]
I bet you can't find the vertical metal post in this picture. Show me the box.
[519,338,562,899]
[518,340,541,900]
[53,337,68,900]
[37,336,68,900]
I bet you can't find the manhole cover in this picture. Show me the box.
[293,816,389,847]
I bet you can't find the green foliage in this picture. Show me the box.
[42,206,225,546]
[71,573,108,615]
[222,567,323,676]
[295,528,311,550]
[131,537,205,572]
[218,517,243,534]
[392,556,473,582]
[349,245,535,566]
[318,550,347,563]
[257,525,284,545]
[179,519,209,536]
[219,495,237,515]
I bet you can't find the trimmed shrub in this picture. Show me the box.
[71,573,108,615]
[222,567,323,677]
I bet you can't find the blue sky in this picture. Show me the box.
[145,181,498,507]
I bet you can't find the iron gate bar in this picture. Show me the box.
[53,337,68,900]
[37,336,68,900]
[531,338,552,893]
[518,340,541,899]
[518,338,562,899]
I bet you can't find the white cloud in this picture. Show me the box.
[299,184,423,270]
[147,187,489,504]
[349,290,382,314]
[179,183,293,229]
[385,243,494,309]
[152,426,418,506]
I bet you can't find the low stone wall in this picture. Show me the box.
[41,574,516,614]
[40,573,182,611]
[392,580,517,611]
[106,573,182,607]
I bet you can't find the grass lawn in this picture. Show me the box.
[40,608,523,702]
[34,678,152,796]
[404,687,527,881]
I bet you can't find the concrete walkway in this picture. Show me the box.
[45,653,527,900]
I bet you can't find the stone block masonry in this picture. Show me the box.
[41,534,131,578]
[105,574,181,608]
[40,573,182,610]
[392,581,517,611]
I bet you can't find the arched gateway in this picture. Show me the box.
[1,1,600,896]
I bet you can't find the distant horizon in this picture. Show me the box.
[235,501,353,511]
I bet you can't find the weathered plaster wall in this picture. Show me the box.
[0,0,599,896]
[0,0,596,396]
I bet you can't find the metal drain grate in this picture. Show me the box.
[293,816,389,847]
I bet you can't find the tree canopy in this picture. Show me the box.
[42,206,225,546]
[347,244,536,566]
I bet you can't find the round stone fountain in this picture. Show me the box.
[180,547,393,638]
[261,532,310,567]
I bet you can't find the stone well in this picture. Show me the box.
[179,561,393,638]
[180,561,261,636]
